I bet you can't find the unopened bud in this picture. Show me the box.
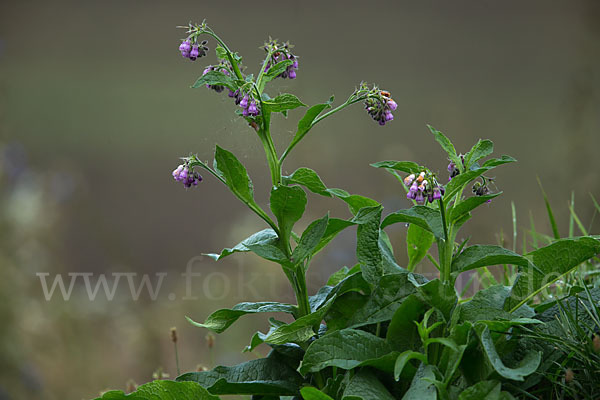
[170,327,178,343]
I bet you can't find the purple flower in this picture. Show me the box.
[415,191,425,205]
[240,95,248,108]
[433,187,442,200]
[387,99,398,111]
[189,46,200,60]
[248,100,258,115]
[179,40,191,53]
[172,165,184,180]
[172,162,202,188]
[364,90,397,126]
[288,69,297,79]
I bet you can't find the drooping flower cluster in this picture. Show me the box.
[364,90,397,126]
[404,171,444,205]
[202,64,230,93]
[172,162,202,188]
[179,39,209,61]
[236,92,260,117]
[262,40,298,79]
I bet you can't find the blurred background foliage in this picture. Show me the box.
[0,0,599,398]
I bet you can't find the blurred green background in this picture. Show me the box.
[0,0,599,398]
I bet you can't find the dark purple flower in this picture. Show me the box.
[364,90,396,126]
[433,186,442,200]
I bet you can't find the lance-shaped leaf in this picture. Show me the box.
[300,328,395,374]
[474,324,541,381]
[283,167,331,197]
[370,160,422,174]
[245,242,289,265]
[464,139,494,169]
[313,218,357,256]
[428,125,461,170]
[205,229,278,261]
[259,59,294,91]
[448,193,501,224]
[93,380,220,400]
[214,146,255,204]
[506,236,600,311]
[402,363,437,400]
[458,380,515,400]
[341,369,396,400]
[387,294,428,351]
[186,301,297,334]
[192,70,236,91]
[300,387,335,400]
[177,358,303,396]
[353,206,383,284]
[263,93,306,114]
[382,206,445,240]
[291,214,329,265]
[327,188,380,215]
[270,185,306,243]
[451,245,532,277]
[407,224,435,271]
[284,97,334,158]
[444,156,515,202]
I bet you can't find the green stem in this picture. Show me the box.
[438,198,453,283]
[195,28,244,81]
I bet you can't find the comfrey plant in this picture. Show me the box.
[94,21,600,400]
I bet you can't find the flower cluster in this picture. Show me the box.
[202,64,230,93]
[364,90,397,126]
[235,92,260,117]
[172,163,202,188]
[179,39,209,61]
[404,171,444,205]
[263,40,298,79]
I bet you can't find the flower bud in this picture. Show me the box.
[404,174,415,186]
[387,99,398,111]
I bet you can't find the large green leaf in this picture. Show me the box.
[260,60,294,91]
[342,369,395,400]
[464,139,493,169]
[370,160,422,174]
[300,328,395,374]
[283,167,331,197]
[407,224,435,271]
[245,242,289,265]
[313,218,356,256]
[458,380,514,400]
[410,277,457,321]
[347,273,421,328]
[205,229,278,261]
[291,214,329,265]
[185,301,296,334]
[192,70,236,91]
[451,245,532,276]
[506,237,600,311]
[354,206,383,284]
[263,93,306,113]
[402,363,437,400]
[428,125,461,170]
[176,358,303,396]
[381,206,445,240]
[386,294,428,351]
[214,146,255,204]
[93,380,220,400]
[474,324,541,381]
[456,285,534,324]
[270,185,307,243]
[448,193,501,224]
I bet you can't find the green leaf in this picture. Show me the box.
[327,188,380,215]
[215,46,228,60]
[451,245,532,276]
[458,380,506,400]
[456,285,534,323]
[370,160,422,174]
[448,193,501,224]
[394,350,427,381]
[428,125,461,169]
[205,229,278,261]
[185,301,296,333]
[300,387,335,400]
[342,369,395,400]
[407,224,435,271]
[537,177,560,240]
[313,218,357,256]
[402,363,437,400]
[291,214,329,265]
[410,277,457,321]
[245,242,289,265]
[347,273,421,328]
[507,237,600,311]
[354,206,383,284]
[387,294,428,351]
[263,298,334,345]
[464,139,494,169]
[177,358,303,396]
[261,60,294,89]
[300,328,394,374]
[192,70,236,91]
[270,185,307,243]
[481,155,517,168]
[382,206,445,240]
[284,98,334,157]
[474,324,541,381]
[263,93,306,113]
[93,380,220,400]
[284,167,331,197]
[214,146,254,204]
